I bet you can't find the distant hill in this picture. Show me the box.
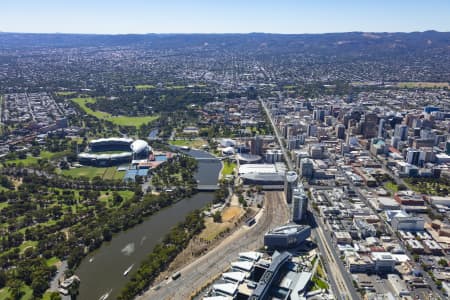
[0,31,449,57]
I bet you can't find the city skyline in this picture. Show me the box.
[1,0,450,34]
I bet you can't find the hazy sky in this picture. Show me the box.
[1,0,449,34]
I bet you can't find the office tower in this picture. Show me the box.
[293,183,308,223]
[300,158,314,179]
[378,119,386,138]
[336,123,346,140]
[394,124,408,141]
[284,171,298,204]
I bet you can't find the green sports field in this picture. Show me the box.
[71,97,158,127]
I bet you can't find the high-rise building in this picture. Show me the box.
[293,183,308,223]
[250,135,263,155]
[284,171,298,204]
[378,119,386,138]
[307,124,317,137]
[300,158,314,178]
[336,124,346,140]
[446,141,450,155]
[361,113,378,139]
[394,124,408,141]
[313,109,325,122]
[391,136,400,149]
[406,148,421,166]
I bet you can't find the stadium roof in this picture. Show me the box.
[90,137,133,144]
[78,152,132,160]
[131,139,150,153]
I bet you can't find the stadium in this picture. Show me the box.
[77,137,151,166]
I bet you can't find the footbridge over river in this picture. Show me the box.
[196,184,220,191]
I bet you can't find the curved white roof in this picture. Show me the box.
[90,137,133,144]
[285,171,298,183]
[130,139,150,153]
[222,146,235,155]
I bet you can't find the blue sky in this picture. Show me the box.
[1,0,449,34]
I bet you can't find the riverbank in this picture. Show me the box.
[151,195,253,284]
[117,209,205,300]
[74,148,222,300]
[138,191,290,300]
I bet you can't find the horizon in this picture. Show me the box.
[0,29,448,36]
[1,0,450,34]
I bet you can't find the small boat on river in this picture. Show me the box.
[123,264,134,276]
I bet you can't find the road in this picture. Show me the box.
[137,191,290,300]
[261,95,357,299]
[260,97,293,171]
[310,212,360,300]
[340,166,444,299]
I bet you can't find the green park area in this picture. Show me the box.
[396,82,449,88]
[0,286,33,300]
[135,84,155,90]
[404,177,450,196]
[71,97,158,127]
[221,160,236,177]
[170,138,208,149]
[55,91,77,96]
[6,151,67,166]
[384,181,399,193]
[60,165,125,180]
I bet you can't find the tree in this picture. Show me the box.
[0,271,6,289]
[68,277,80,300]
[49,292,62,300]
[212,211,222,223]
[31,277,49,298]
[7,279,24,300]
[438,258,448,267]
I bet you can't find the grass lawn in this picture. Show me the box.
[135,84,155,90]
[56,91,77,96]
[166,85,186,89]
[311,275,328,290]
[43,292,60,300]
[6,151,67,166]
[396,82,449,88]
[221,161,236,177]
[0,285,33,300]
[170,139,207,149]
[222,206,243,222]
[0,202,8,210]
[46,256,61,267]
[198,217,233,242]
[99,190,134,206]
[19,240,38,253]
[384,181,399,193]
[71,97,158,127]
[60,166,122,180]
[404,178,450,196]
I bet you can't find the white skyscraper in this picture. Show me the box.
[284,171,298,204]
[293,182,308,223]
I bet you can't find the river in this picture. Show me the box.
[75,148,221,300]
